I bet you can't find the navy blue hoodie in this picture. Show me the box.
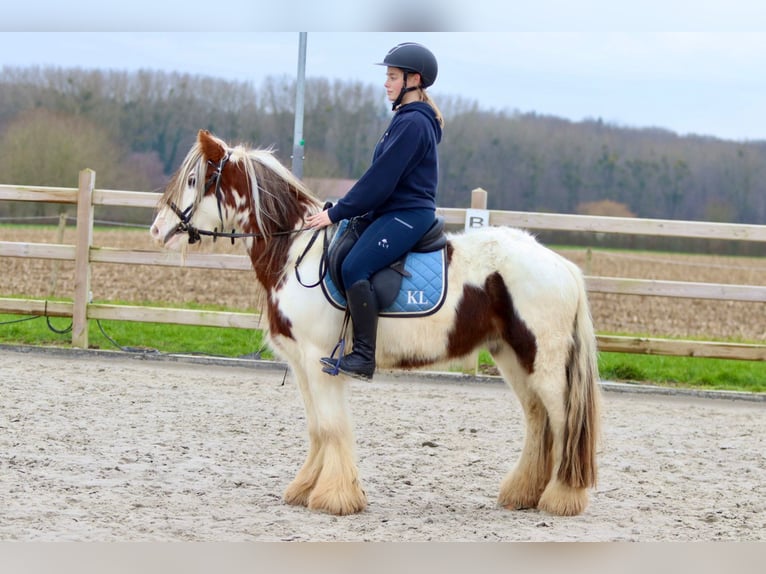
[327,101,442,222]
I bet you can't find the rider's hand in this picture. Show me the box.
[306,210,332,229]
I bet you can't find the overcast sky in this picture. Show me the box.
[2,2,766,142]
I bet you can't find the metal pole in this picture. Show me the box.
[291,32,307,178]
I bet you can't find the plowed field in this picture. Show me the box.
[2,227,765,342]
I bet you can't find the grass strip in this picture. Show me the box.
[2,312,764,393]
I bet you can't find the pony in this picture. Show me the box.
[150,129,601,517]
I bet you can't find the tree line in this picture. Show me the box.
[1,65,765,225]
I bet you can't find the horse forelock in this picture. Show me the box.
[158,142,207,214]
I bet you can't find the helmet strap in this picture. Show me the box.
[391,70,419,111]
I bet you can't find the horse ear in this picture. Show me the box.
[198,129,226,163]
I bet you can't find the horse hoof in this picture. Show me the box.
[284,491,310,507]
[307,484,368,516]
[537,481,588,516]
[284,479,315,507]
[499,495,540,511]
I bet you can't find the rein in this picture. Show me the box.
[294,223,331,288]
[165,152,307,245]
[163,152,333,288]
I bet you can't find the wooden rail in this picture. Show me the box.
[1,178,765,361]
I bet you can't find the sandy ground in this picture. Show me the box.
[1,346,764,542]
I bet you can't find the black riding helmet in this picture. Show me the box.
[376,42,438,110]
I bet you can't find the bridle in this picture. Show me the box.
[163,152,300,244]
[162,151,331,288]
[166,152,232,245]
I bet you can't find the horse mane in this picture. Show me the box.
[232,145,324,240]
[160,138,324,240]
[160,133,326,289]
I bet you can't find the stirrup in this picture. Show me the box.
[320,338,346,376]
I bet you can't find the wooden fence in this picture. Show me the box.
[1,171,765,361]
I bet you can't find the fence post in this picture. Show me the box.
[471,187,488,210]
[457,188,491,375]
[72,169,95,348]
[47,211,68,296]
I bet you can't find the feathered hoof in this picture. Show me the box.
[537,480,589,516]
[498,473,545,510]
[499,493,540,511]
[307,481,368,516]
[283,479,315,507]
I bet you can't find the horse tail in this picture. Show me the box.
[558,264,601,489]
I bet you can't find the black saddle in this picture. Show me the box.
[327,216,447,309]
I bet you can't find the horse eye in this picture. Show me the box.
[187,174,196,187]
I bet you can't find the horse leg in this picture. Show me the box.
[494,347,552,510]
[534,299,601,517]
[282,360,321,507]
[534,379,589,516]
[531,342,591,516]
[304,368,367,515]
[282,361,366,514]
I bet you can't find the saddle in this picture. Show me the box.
[323,216,448,316]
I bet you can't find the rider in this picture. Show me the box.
[306,42,444,380]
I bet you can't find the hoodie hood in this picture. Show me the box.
[398,101,442,144]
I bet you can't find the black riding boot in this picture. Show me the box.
[321,279,379,380]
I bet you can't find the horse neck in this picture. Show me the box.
[240,193,318,295]
[245,234,295,294]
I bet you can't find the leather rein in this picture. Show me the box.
[163,152,330,288]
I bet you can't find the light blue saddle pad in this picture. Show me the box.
[320,223,448,318]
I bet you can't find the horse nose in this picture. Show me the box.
[150,222,162,242]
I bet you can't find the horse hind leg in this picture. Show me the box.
[533,382,590,517]
[491,267,599,516]
[534,331,599,516]
[494,347,553,510]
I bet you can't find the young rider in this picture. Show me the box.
[306,42,444,380]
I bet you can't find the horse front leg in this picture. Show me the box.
[305,369,367,515]
[283,350,367,515]
[282,361,320,508]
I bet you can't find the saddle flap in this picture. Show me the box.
[328,216,445,294]
[327,217,369,294]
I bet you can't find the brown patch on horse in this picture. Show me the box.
[394,355,439,370]
[447,272,537,373]
[202,146,313,294]
[244,161,313,292]
[267,296,294,339]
